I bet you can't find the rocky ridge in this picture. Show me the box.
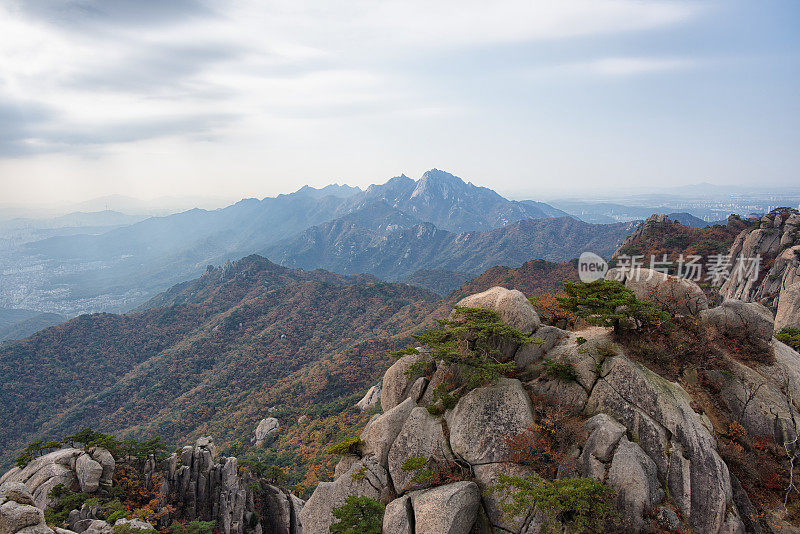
[296,281,800,533]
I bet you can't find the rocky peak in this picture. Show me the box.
[410,169,472,200]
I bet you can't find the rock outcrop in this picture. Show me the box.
[252,418,280,446]
[381,352,434,412]
[158,437,303,534]
[719,209,800,321]
[446,378,533,465]
[299,456,388,534]
[700,298,775,348]
[586,355,737,534]
[388,407,453,494]
[0,482,53,534]
[0,448,114,509]
[298,286,784,533]
[360,397,416,469]
[775,282,800,331]
[355,382,382,412]
[455,286,540,334]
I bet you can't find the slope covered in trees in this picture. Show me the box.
[0,256,440,469]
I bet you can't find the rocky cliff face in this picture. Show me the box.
[155,438,303,534]
[719,208,800,330]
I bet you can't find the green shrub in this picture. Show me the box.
[44,484,91,526]
[426,383,458,415]
[401,456,426,471]
[400,456,434,484]
[106,510,128,525]
[169,520,216,534]
[559,280,669,334]
[541,359,577,382]
[350,465,367,481]
[113,525,157,534]
[100,499,129,523]
[330,495,385,534]
[398,306,541,390]
[491,475,617,532]
[776,328,800,351]
[576,337,587,345]
[325,436,362,455]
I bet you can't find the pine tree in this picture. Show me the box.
[329,496,384,534]
[558,280,668,334]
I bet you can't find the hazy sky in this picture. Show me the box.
[0,0,798,204]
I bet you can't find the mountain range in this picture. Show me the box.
[1,169,624,316]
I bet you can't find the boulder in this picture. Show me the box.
[420,363,466,406]
[67,503,99,532]
[0,502,49,534]
[88,449,114,491]
[0,449,83,509]
[607,438,662,532]
[75,454,103,494]
[360,397,416,468]
[298,457,388,534]
[456,287,540,334]
[579,414,627,480]
[472,463,534,533]
[586,355,733,534]
[252,418,280,446]
[0,484,34,507]
[79,520,113,534]
[381,353,434,412]
[513,325,567,370]
[700,299,775,346]
[382,496,413,534]
[355,383,382,412]
[406,377,429,404]
[408,481,481,534]
[113,519,154,531]
[333,455,360,480]
[0,482,52,534]
[606,267,708,315]
[775,283,800,332]
[707,358,799,439]
[388,407,452,494]
[524,337,601,411]
[447,378,534,465]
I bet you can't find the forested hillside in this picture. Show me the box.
[0,256,440,472]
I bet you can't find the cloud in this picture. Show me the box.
[0,98,57,156]
[12,0,214,30]
[585,57,695,76]
[0,0,703,159]
[525,56,697,80]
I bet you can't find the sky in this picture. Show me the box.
[0,0,798,205]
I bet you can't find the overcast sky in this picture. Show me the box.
[0,0,798,204]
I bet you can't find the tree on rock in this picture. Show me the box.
[330,495,385,534]
[558,280,669,334]
[396,306,540,389]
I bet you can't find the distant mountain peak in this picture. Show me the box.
[412,169,471,200]
[291,183,362,199]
